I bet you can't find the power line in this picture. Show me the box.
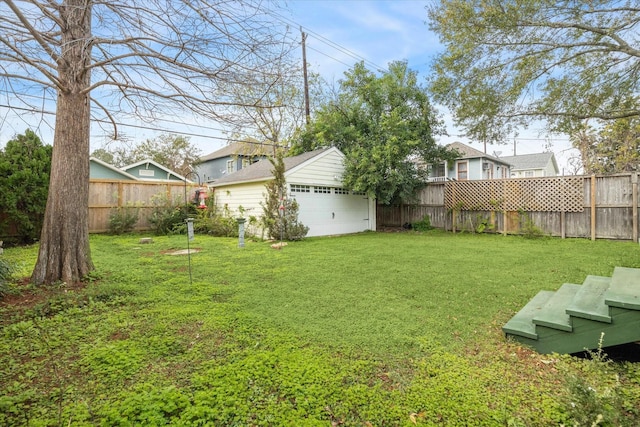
[264,8,389,73]
[0,103,284,147]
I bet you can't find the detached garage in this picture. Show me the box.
[212,147,376,237]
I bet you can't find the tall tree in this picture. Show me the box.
[0,0,293,285]
[571,118,640,174]
[428,1,640,142]
[0,130,52,243]
[293,61,457,204]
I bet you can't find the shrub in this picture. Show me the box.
[108,204,140,235]
[518,209,545,239]
[0,130,52,244]
[148,194,197,235]
[261,152,309,241]
[0,257,15,300]
[559,335,633,426]
[193,203,238,237]
[412,215,433,232]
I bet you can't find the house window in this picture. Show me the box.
[333,188,349,195]
[314,186,331,194]
[241,158,251,169]
[432,163,446,177]
[226,160,235,174]
[456,161,468,181]
[290,184,310,193]
[525,170,534,177]
[353,191,366,196]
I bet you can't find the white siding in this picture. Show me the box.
[286,149,345,186]
[543,161,557,176]
[213,181,267,219]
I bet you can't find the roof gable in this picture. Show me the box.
[447,141,511,165]
[500,152,559,173]
[122,159,191,182]
[90,157,139,181]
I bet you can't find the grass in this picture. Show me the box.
[1,230,640,426]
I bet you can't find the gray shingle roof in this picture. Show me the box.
[500,152,557,171]
[447,141,511,165]
[198,140,273,162]
[212,148,331,186]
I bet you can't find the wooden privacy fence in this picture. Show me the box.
[377,173,640,241]
[89,179,195,232]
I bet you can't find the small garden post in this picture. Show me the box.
[237,217,246,248]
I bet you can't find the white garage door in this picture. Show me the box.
[290,184,370,237]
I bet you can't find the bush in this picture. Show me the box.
[0,130,52,243]
[193,203,238,237]
[518,209,545,239]
[412,215,433,232]
[148,194,197,235]
[559,335,635,426]
[263,198,309,241]
[0,257,15,300]
[108,204,140,235]
[261,152,309,241]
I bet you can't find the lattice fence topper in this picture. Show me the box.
[444,176,584,212]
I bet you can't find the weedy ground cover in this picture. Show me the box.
[1,230,639,426]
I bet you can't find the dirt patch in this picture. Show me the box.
[1,278,88,323]
[161,248,202,256]
[377,226,409,233]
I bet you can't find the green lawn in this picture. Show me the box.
[1,231,640,426]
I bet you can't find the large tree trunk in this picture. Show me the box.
[32,0,94,285]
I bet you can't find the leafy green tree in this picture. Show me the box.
[428,1,640,142]
[571,118,640,174]
[90,148,115,166]
[293,60,457,204]
[0,130,52,243]
[261,151,309,241]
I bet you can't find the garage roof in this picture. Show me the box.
[212,148,332,186]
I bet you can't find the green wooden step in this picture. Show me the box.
[565,276,612,323]
[532,284,581,332]
[503,290,555,340]
[605,267,640,310]
[532,307,640,354]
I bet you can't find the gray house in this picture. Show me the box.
[195,141,273,183]
[500,152,560,178]
[427,141,512,181]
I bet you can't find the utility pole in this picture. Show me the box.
[301,28,311,125]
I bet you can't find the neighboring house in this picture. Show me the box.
[122,159,191,182]
[195,140,272,183]
[427,141,512,181]
[90,157,139,181]
[212,147,376,237]
[500,152,560,178]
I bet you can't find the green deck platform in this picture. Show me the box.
[503,267,640,354]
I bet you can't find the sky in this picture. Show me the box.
[0,0,578,173]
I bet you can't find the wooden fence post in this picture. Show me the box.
[591,175,596,241]
[120,182,125,207]
[633,173,638,243]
